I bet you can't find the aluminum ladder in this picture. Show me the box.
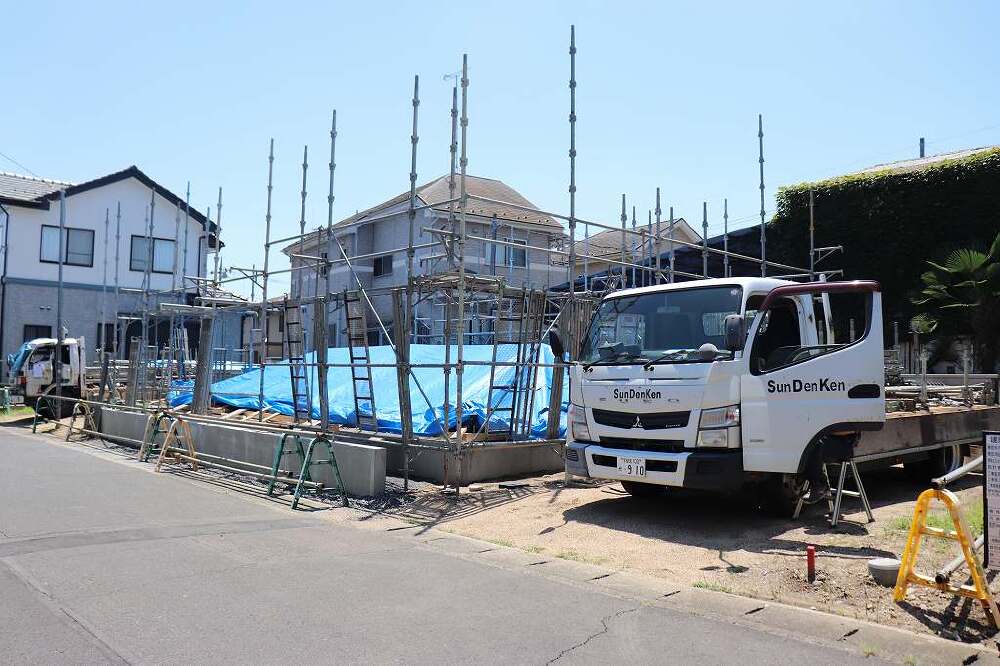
[482,290,546,439]
[343,290,378,432]
[283,297,312,424]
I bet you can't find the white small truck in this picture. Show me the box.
[6,336,87,417]
[559,277,886,511]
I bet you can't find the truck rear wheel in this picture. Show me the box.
[904,444,963,485]
[621,481,665,499]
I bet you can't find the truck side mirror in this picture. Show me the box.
[724,314,745,352]
[548,330,566,358]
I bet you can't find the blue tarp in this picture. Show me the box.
[168,344,567,439]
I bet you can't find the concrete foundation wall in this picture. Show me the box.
[99,408,386,497]
[385,441,564,484]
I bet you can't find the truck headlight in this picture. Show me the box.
[698,405,740,429]
[697,429,730,448]
[569,404,592,442]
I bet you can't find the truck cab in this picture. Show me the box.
[563,278,884,505]
[7,337,86,416]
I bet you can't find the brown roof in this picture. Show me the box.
[283,174,563,254]
[572,217,700,261]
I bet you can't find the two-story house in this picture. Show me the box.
[282,174,567,345]
[573,216,701,282]
[0,166,220,375]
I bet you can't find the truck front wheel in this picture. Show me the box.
[760,473,807,517]
[621,481,665,499]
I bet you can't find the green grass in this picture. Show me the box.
[889,505,984,539]
[693,581,732,594]
[0,406,35,419]
[554,549,610,566]
[861,643,877,658]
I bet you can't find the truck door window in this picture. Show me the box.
[750,291,872,374]
[749,297,802,372]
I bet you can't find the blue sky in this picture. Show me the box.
[4,1,998,294]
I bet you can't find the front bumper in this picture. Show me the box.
[566,441,743,492]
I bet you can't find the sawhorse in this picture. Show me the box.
[794,460,873,527]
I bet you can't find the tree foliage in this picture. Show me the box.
[769,147,1000,357]
[911,232,1000,371]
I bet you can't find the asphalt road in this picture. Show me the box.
[0,427,893,664]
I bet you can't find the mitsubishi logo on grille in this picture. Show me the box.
[631,415,643,429]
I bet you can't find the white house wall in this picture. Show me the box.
[5,176,206,290]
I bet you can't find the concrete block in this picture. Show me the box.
[98,408,385,497]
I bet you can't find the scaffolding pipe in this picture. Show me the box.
[723,198,729,278]
[567,25,578,296]
[655,188,662,284]
[701,201,708,277]
[758,113,766,277]
[114,202,122,358]
[257,139,275,421]
[668,206,675,283]
[455,53,470,489]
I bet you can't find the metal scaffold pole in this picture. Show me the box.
[567,25,577,295]
[213,187,224,286]
[631,205,637,287]
[809,189,815,281]
[646,210,653,286]
[702,201,708,277]
[297,146,308,303]
[454,53,469,490]
[113,202,121,358]
[723,198,729,278]
[257,139,275,421]
[404,75,420,489]
[183,183,190,294]
[101,208,109,351]
[758,113,766,277]
[326,110,337,300]
[55,190,65,404]
[619,194,627,285]
[668,205,675,283]
[654,187,662,284]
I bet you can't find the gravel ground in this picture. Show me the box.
[382,466,997,646]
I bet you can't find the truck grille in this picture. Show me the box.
[591,408,689,430]
[597,437,686,454]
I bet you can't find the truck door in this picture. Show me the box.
[740,282,885,474]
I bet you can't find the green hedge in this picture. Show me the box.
[768,147,1000,330]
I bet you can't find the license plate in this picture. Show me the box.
[617,456,645,477]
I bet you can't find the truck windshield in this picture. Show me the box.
[580,285,743,364]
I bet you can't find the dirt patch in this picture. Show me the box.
[382,466,998,645]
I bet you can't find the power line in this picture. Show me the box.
[0,150,38,177]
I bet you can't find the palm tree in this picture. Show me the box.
[911,232,1000,372]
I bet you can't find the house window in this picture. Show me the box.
[319,250,329,278]
[504,238,527,268]
[96,322,117,350]
[24,325,52,342]
[373,254,393,277]
[40,226,95,267]
[130,235,176,274]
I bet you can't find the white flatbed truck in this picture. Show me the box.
[558,277,998,512]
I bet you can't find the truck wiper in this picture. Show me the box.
[583,350,647,371]
[642,350,690,370]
